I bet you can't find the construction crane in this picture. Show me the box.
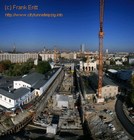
[98,0,104,98]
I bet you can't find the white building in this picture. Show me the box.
[115,60,123,65]
[80,57,97,72]
[0,88,33,109]
[0,53,39,63]
[39,53,54,61]
[56,94,69,109]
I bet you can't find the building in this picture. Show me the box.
[80,44,85,53]
[0,53,39,63]
[89,74,118,98]
[0,88,33,109]
[115,60,123,65]
[13,72,44,89]
[60,52,76,60]
[129,56,134,65]
[39,53,54,61]
[80,57,97,72]
[56,94,69,109]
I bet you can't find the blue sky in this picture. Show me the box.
[0,0,134,52]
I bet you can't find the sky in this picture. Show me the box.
[0,0,134,52]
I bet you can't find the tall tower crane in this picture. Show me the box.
[98,0,104,98]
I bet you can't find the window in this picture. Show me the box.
[4,97,6,101]
[0,95,2,98]
[9,99,11,103]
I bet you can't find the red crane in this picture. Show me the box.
[98,0,104,98]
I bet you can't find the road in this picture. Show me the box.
[115,95,134,137]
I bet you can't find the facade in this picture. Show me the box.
[80,57,97,72]
[0,53,39,63]
[40,53,54,61]
[115,60,123,65]
[61,52,76,60]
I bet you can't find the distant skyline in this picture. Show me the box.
[0,0,134,52]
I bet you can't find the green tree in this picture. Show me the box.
[0,60,12,73]
[35,61,51,74]
[131,75,134,88]
[3,60,11,69]
[0,63,6,73]
[110,59,115,65]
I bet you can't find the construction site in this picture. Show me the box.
[0,0,134,140]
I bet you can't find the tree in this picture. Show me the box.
[110,59,115,65]
[0,63,6,73]
[130,75,134,104]
[3,60,11,69]
[0,60,11,73]
[35,61,51,74]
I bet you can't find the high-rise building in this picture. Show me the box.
[80,44,85,53]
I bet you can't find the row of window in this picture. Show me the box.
[0,93,35,104]
[15,83,30,88]
[0,95,12,103]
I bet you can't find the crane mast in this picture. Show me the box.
[98,0,104,98]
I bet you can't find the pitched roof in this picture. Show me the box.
[21,72,44,86]
[0,88,30,100]
[32,79,47,89]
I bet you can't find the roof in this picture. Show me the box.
[20,72,44,86]
[0,88,30,100]
[117,70,133,81]
[33,79,47,89]
[108,69,118,73]
[88,74,117,90]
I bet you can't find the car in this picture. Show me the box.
[128,107,133,111]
